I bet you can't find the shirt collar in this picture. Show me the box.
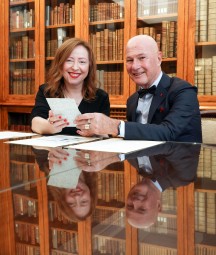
[151,71,163,88]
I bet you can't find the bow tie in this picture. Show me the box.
[138,85,156,98]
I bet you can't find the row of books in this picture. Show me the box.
[90,28,124,61]
[137,21,177,58]
[10,163,36,190]
[10,144,35,160]
[10,7,34,30]
[10,36,35,59]
[93,208,125,227]
[97,69,123,96]
[9,113,32,132]
[10,68,35,95]
[195,244,216,255]
[15,222,40,245]
[197,147,216,180]
[139,243,176,255]
[48,201,77,225]
[137,0,178,17]
[15,243,40,255]
[52,229,78,253]
[14,194,38,218]
[196,0,216,42]
[110,108,126,121]
[93,235,125,255]
[10,124,32,132]
[195,191,216,234]
[195,56,216,96]
[97,172,125,204]
[90,1,124,22]
[45,3,75,26]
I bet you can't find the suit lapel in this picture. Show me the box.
[148,74,171,123]
[131,93,139,121]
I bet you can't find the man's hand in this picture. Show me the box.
[74,150,121,172]
[74,113,120,137]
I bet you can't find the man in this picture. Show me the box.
[75,35,202,142]
[125,142,201,228]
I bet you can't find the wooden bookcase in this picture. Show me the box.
[2,0,215,131]
[194,146,216,254]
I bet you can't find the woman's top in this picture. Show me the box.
[30,84,110,135]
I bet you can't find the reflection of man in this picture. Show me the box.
[125,142,201,228]
[127,177,162,228]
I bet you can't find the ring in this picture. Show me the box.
[84,124,90,130]
[87,119,91,124]
[48,118,54,124]
[84,153,90,159]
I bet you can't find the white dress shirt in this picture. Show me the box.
[118,71,163,137]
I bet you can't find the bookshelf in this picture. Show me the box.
[2,0,214,130]
[194,146,216,254]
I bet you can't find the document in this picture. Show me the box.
[6,135,101,148]
[46,98,81,127]
[48,149,82,189]
[0,131,37,140]
[67,138,165,153]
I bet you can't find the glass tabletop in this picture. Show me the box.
[0,137,215,255]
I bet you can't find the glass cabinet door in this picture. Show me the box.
[91,162,126,254]
[84,0,130,105]
[195,146,216,255]
[135,0,178,84]
[195,0,216,105]
[8,0,39,99]
[43,0,76,82]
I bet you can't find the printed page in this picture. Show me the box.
[67,138,165,153]
[6,135,101,148]
[0,131,37,140]
[46,98,81,127]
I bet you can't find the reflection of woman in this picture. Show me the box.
[31,37,110,136]
[32,146,98,222]
[48,171,98,222]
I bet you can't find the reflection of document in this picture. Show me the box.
[6,135,101,148]
[0,131,37,140]
[46,98,81,127]
[48,149,82,189]
[67,138,165,153]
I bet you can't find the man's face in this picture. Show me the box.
[126,40,162,88]
[126,179,161,228]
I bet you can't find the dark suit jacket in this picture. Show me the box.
[126,142,201,191]
[126,73,202,142]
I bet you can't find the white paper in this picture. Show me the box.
[46,98,81,127]
[48,149,82,189]
[67,138,165,153]
[6,135,100,148]
[0,131,37,140]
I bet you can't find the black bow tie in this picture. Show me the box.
[138,85,156,98]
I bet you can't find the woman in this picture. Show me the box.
[31,38,110,136]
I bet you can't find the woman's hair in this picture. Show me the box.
[45,37,97,100]
[48,172,98,222]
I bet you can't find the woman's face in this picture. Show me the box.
[64,180,91,218]
[62,45,90,88]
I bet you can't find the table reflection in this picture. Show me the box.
[1,140,216,255]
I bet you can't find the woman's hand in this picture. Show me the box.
[47,110,69,134]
